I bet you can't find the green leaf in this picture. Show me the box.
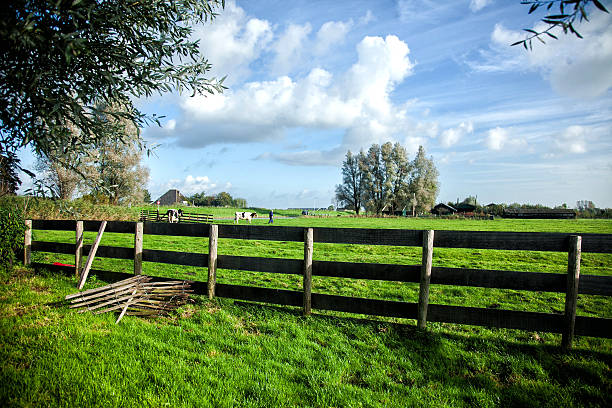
[592,0,609,13]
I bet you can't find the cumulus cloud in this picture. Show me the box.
[272,23,312,75]
[159,175,232,196]
[472,12,612,98]
[485,127,526,151]
[155,33,423,164]
[194,1,272,83]
[469,0,493,12]
[439,121,473,147]
[314,20,353,55]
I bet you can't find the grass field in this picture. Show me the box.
[1,213,611,407]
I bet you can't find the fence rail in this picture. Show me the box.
[26,219,612,348]
[139,210,213,224]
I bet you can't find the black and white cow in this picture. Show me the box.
[234,212,257,224]
[166,209,183,223]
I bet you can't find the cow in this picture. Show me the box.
[234,212,257,224]
[166,209,183,223]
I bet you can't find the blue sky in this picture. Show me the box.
[19,0,612,208]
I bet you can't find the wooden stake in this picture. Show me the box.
[562,235,581,351]
[116,288,139,324]
[75,221,83,276]
[24,220,32,266]
[134,222,143,275]
[303,227,314,316]
[77,220,107,289]
[417,230,434,329]
[208,224,218,299]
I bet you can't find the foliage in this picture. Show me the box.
[335,150,365,214]
[513,0,609,49]
[0,147,33,197]
[143,190,152,203]
[187,191,247,207]
[0,0,226,174]
[79,103,150,205]
[33,143,80,200]
[360,143,392,214]
[0,202,25,275]
[408,146,439,214]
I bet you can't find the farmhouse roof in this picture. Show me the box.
[155,189,186,206]
[433,203,457,212]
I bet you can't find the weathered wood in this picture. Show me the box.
[314,227,422,246]
[208,224,218,299]
[134,222,143,275]
[427,304,564,333]
[143,222,209,237]
[215,283,302,306]
[303,228,313,316]
[313,261,420,281]
[116,288,139,324]
[434,230,612,253]
[83,220,134,234]
[65,275,146,299]
[217,255,302,274]
[562,235,581,350]
[75,221,83,276]
[218,224,304,242]
[417,230,434,329]
[312,293,418,319]
[24,220,32,265]
[78,220,107,289]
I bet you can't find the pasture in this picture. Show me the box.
[1,213,611,407]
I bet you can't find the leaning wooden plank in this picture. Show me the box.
[65,275,145,300]
[116,288,139,324]
[69,287,138,308]
[68,278,151,304]
[77,292,140,313]
[77,221,107,289]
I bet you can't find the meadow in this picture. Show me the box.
[1,207,611,407]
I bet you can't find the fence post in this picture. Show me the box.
[303,227,314,316]
[207,224,218,300]
[75,221,83,276]
[134,222,143,275]
[562,235,581,351]
[24,220,32,266]
[417,230,434,329]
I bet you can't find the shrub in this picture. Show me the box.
[0,202,26,277]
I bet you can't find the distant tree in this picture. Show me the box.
[513,0,609,50]
[387,142,412,214]
[79,104,150,205]
[335,150,365,215]
[408,146,439,214]
[1,0,226,168]
[34,142,81,200]
[188,192,207,206]
[360,144,392,215]
[233,197,248,208]
[143,190,152,203]
[216,192,233,207]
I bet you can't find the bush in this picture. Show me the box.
[0,202,26,276]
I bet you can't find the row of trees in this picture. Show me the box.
[187,191,247,208]
[335,143,439,215]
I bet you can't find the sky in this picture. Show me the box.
[18,0,612,209]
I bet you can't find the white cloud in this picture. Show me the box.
[473,12,612,98]
[439,121,473,147]
[195,1,273,83]
[554,125,588,154]
[160,175,233,196]
[314,20,353,55]
[157,34,420,164]
[272,23,312,75]
[359,10,375,25]
[469,0,492,12]
[485,127,526,151]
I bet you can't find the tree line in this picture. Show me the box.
[186,191,247,208]
[335,143,439,215]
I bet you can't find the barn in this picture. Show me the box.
[431,203,457,216]
[155,189,187,206]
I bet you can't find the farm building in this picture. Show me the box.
[431,203,457,216]
[455,202,477,214]
[503,208,577,219]
[381,205,407,216]
[155,189,187,206]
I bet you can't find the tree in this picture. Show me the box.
[387,142,412,214]
[408,146,439,214]
[79,104,150,205]
[0,149,26,197]
[513,0,609,49]
[215,192,233,207]
[143,190,152,203]
[335,150,365,215]
[34,147,81,200]
[1,0,226,165]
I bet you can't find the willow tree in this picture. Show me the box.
[1,0,226,180]
[408,146,439,214]
[335,150,366,214]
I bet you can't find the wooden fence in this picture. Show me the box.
[24,219,612,349]
[139,209,213,223]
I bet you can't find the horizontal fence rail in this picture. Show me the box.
[26,219,612,348]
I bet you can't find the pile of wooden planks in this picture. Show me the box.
[65,276,193,323]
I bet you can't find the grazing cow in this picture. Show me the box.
[234,212,257,224]
[166,209,183,223]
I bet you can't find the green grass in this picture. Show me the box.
[2,217,611,406]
